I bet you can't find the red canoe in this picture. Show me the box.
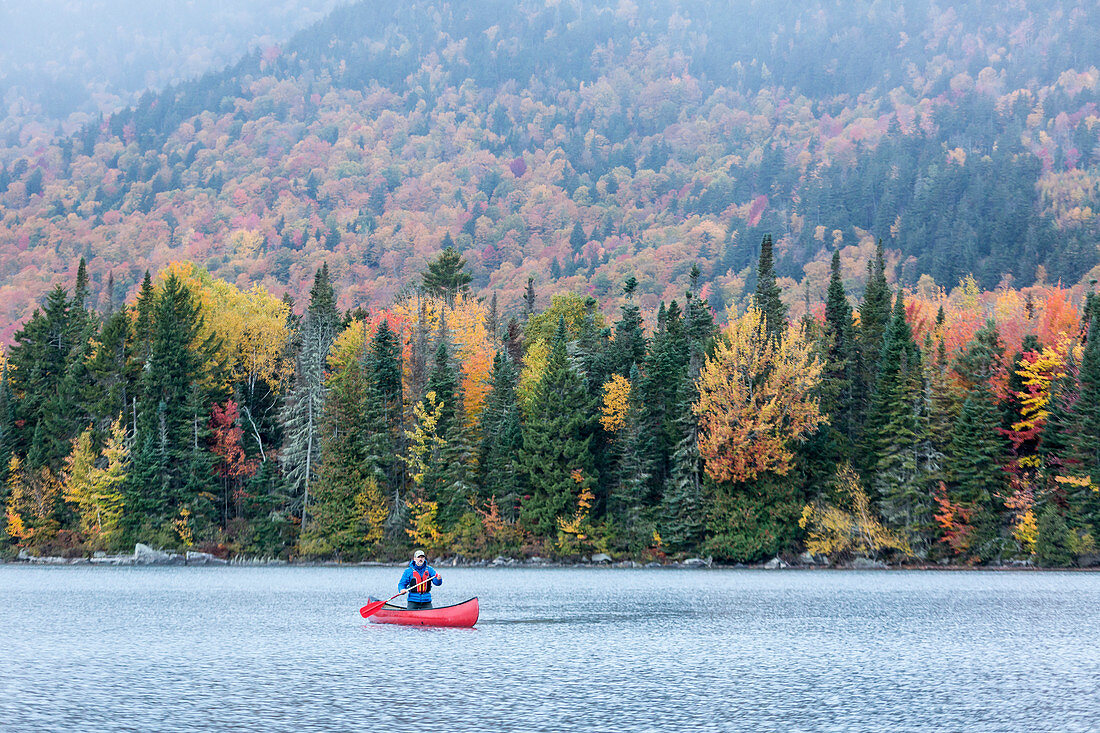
[365,597,479,628]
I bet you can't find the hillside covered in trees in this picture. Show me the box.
[1,0,1099,342]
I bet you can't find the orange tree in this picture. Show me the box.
[694,306,825,560]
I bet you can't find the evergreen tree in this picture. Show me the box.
[1064,293,1100,531]
[478,352,523,520]
[857,240,892,440]
[133,271,157,365]
[569,222,587,255]
[8,286,78,469]
[636,301,687,504]
[869,293,935,549]
[130,274,218,527]
[281,266,339,529]
[519,318,596,536]
[606,364,650,550]
[753,234,787,340]
[822,250,857,442]
[523,277,536,321]
[73,257,90,312]
[85,307,136,437]
[306,325,382,558]
[946,321,1009,560]
[609,276,648,376]
[0,360,14,481]
[366,320,404,495]
[421,244,472,303]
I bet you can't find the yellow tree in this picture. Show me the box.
[4,455,62,549]
[799,463,912,560]
[695,306,826,483]
[158,261,292,392]
[600,374,632,433]
[62,419,128,548]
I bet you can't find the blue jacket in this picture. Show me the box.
[399,561,442,603]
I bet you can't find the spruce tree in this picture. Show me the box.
[366,320,403,496]
[421,244,472,303]
[857,240,892,441]
[609,277,648,377]
[870,293,935,548]
[281,265,339,528]
[753,234,787,340]
[947,322,1009,559]
[1065,293,1100,531]
[132,274,216,524]
[86,307,136,437]
[519,318,596,537]
[8,286,78,469]
[569,222,587,255]
[636,301,687,504]
[133,271,157,365]
[478,353,523,520]
[0,360,14,481]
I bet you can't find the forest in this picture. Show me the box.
[1,0,1099,343]
[2,241,1098,567]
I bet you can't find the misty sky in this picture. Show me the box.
[0,0,353,126]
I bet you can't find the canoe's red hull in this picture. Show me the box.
[366,597,479,627]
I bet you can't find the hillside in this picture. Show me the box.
[1,0,1100,338]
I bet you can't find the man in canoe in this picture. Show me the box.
[399,549,442,609]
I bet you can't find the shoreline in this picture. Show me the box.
[3,549,1096,571]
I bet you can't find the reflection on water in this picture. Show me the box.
[2,566,1099,732]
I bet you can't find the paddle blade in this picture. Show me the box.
[359,599,388,618]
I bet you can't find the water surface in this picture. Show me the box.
[2,566,1098,732]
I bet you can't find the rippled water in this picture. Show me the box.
[2,565,1099,732]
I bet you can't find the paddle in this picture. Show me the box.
[359,574,441,618]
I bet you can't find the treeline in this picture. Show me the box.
[2,241,1098,565]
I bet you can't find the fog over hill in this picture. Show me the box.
[0,0,1098,335]
[0,0,353,135]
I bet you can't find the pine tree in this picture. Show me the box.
[867,294,934,548]
[131,274,217,526]
[946,321,1009,560]
[857,240,892,447]
[366,320,404,505]
[519,318,596,537]
[133,271,157,365]
[281,265,340,529]
[753,234,787,340]
[1064,293,1100,531]
[478,352,523,520]
[86,307,136,438]
[421,244,472,303]
[569,222,587,255]
[609,276,648,376]
[8,285,79,469]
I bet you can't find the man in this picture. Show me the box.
[399,549,442,609]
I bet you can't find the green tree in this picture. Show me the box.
[130,274,219,529]
[478,352,524,520]
[753,234,787,340]
[867,294,935,548]
[609,277,647,377]
[281,265,339,529]
[421,244,472,303]
[519,318,596,537]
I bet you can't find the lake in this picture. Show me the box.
[2,565,1098,732]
